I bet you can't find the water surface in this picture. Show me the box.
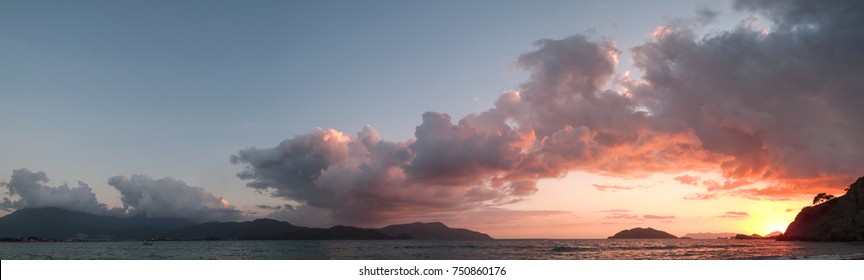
[1,239,862,260]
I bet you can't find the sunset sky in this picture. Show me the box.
[2,0,861,238]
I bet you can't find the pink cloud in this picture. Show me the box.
[593,184,636,192]
[718,211,749,218]
[643,214,675,219]
[674,175,701,186]
[684,193,718,200]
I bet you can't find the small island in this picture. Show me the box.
[608,227,677,239]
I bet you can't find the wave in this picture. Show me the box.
[551,246,592,252]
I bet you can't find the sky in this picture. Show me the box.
[1,0,862,238]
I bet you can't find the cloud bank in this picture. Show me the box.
[108,175,242,222]
[0,169,112,215]
[1,169,240,222]
[232,0,862,225]
[628,0,864,193]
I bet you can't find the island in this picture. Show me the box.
[608,227,677,239]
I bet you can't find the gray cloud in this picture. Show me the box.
[628,0,864,194]
[108,175,242,222]
[256,204,282,210]
[0,168,114,215]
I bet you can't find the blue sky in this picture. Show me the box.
[6,0,842,238]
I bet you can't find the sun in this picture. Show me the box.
[766,223,787,235]
[742,215,793,236]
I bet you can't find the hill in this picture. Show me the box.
[608,227,677,239]
[778,176,864,242]
[0,208,493,241]
[0,207,193,240]
[378,222,493,241]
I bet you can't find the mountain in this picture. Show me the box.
[608,227,677,239]
[163,220,396,240]
[778,176,864,242]
[0,208,493,241]
[682,232,738,239]
[734,233,764,240]
[163,219,302,240]
[765,231,783,238]
[279,226,395,240]
[0,207,193,240]
[378,222,493,241]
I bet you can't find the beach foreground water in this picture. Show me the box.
[2,239,862,260]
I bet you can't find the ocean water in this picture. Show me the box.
[1,239,862,260]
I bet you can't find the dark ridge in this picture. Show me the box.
[778,176,864,242]
[608,227,678,239]
[378,222,494,240]
[0,207,193,240]
[163,219,302,240]
[0,208,493,241]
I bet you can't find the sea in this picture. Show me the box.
[1,239,862,260]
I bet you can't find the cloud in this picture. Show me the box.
[684,193,718,200]
[455,207,575,227]
[256,205,282,210]
[264,204,335,228]
[718,211,749,218]
[643,214,675,219]
[605,212,639,220]
[232,0,864,225]
[627,0,864,195]
[108,175,242,222]
[0,168,115,215]
[674,175,701,186]
[593,184,635,191]
[600,209,630,213]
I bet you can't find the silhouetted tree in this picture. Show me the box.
[812,193,836,205]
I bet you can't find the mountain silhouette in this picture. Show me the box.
[608,227,677,239]
[0,208,493,241]
[378,222,493,241]
[778,176,864,241]
[0,207,192,240]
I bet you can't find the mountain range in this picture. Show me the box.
[0,207,493,241]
